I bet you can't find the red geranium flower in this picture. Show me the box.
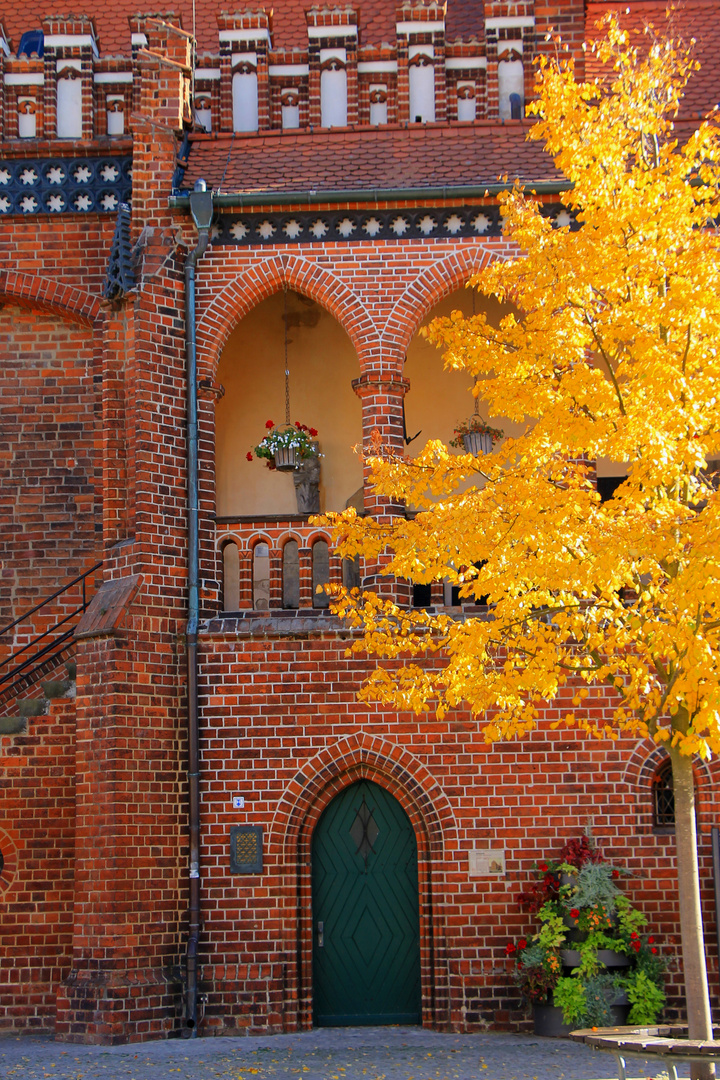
[651,947,658,954]
[505,942,517,955]
[539,862,548,872]
[518,938,527,950]
[648,937,654,944]
[611,869,620,879]
[265,419,274,429]
[632,941,641,952]
[246,451,253,461]
[630,932,639,940]
[570,908,580,919]
[309,427,318,437]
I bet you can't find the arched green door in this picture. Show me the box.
[312,779,421,1026]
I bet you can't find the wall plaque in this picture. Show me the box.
[230,825,263,874]
[468,848,506,877]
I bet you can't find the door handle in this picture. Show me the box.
[317,920,324,948]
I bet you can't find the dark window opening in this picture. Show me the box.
[413,583,432,607]
[597,475,626,502]
[653,759,675,828]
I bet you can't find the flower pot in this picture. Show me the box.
[533,1002,574,1038]
[597,949,630,968]
[560,949,581,967]
[274,446,297,471]
[463,430,493,455]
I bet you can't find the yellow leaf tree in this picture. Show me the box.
[318,19,720,1043]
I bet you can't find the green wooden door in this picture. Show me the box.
[312,779,421,1026]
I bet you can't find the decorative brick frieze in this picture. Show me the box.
[0,154,131,215]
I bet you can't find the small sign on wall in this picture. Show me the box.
[468,848,506,877]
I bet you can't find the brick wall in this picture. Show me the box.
[0,304,102,633]
[0,695,76,1033]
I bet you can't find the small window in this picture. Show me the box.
[409,54,435,123]
[282,539,300,608]
[18,98,37,138]
[321,61,347,128]
[369,85,387,126]
[312,539,330,608]
[413,582,432,608]
[498,57,523,121]
[107,96,125,136]
[57,68,82,138]
[343,555,361,591]
[233,63,259,132]
[457,82,476,122]
[253,542,270,609]
[194,95,212,133]
[653,759,675,828]
[281,89,300,130]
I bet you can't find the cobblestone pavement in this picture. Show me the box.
[0,1028,683,1080]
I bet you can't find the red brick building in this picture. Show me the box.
[1,0,719,1046]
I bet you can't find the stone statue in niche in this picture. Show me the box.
[293,448,320,514]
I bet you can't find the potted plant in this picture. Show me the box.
[508,836,666,1035]
[248,420,320,472]
[450,415,503,455]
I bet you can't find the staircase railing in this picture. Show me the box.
[0,561,103,705]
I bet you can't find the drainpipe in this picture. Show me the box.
[184,178,213,1037]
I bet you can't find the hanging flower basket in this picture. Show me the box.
[450,416,503,455]
[248,421,320,472]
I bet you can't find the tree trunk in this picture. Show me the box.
[669,746,715,1080]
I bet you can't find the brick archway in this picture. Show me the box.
[623,738,716,834]
[382,244,505,363]
[269,733,457,1031]
[196,253,380,378]
[0,270,100,326]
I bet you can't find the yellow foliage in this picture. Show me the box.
[314,17,720,758]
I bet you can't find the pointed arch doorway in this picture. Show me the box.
[312,779,421,1026]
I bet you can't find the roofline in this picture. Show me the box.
[169,179,570,210]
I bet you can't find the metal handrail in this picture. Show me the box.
[0,560,103,640]
[0,561,103,698]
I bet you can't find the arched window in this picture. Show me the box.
[408,53,435,123]
[253,542,270,609]
[312,539,330,608]
[57,67,82,138]
[281,88,300,129]
[457,82,476,122]
[282,539,300,608]
[233,61,259,132]
[194,95,212,133]
[369,85,388,126]
[17,98,37,138]
[106,97,125,136]
[653,759,675,829]
[222,542,240,611]
[321,60,347,128]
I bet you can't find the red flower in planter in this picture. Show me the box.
[246,452,253,461]
[651,947,658,954]
[570,908,580,919]
[518,938,527,950]
[265,419,274,429]
[506,942,517,955]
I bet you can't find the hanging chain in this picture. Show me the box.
[283,287,291,427]
[472,283,479,416]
